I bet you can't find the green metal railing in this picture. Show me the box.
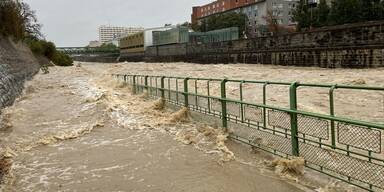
[112,74,384,191]
[57,47,119,55]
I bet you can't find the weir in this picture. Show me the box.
[113,73,384,191]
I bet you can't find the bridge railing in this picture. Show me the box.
[57,47,119,55]
[112,73,384,191]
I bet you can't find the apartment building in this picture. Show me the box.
[98,25,144,43]
[192,0,299,37]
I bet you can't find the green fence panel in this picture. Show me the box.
[113,73,384,192]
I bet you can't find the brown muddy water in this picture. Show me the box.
[0,62,369,192]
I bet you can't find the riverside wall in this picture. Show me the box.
[0,37,41,112]
[143,21,384,68]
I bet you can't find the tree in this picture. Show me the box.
[194,12,247,36]
[329,0,363,25]
[179,22,192,29]
[292,0,311,30]
[292,0,384,30]
[20,2,43,39]
[361,0,384,21]
[0,1,25,39]
[100,43,117,49]
[316,0,330,27]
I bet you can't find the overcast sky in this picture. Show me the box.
[23,0,211,47]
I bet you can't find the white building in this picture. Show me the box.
[88,40,102,47]
[98,25,144,43]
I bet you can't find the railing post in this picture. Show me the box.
[161,76,165,99]
[240,80,244,123]
[330,85,337,149]
[184,77,189,107]
[124,75,127,83]
[289,82,299,156]
[221,79,228,130]
[263,82,269,129]
[144,76,149,92]
[132,75,137,94]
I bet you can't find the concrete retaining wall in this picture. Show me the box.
[144,21,384,68]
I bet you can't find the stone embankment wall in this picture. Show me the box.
[144,21,384,68]
[0,37,41,112]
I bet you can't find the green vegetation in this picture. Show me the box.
[99,43,118,49]
[0,1,73,66]
[193,12,247,37]
[0,0,26,40]
[25,38,73,66]
[293,0,384,30]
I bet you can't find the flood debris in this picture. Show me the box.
[1,148,16,159]
[216,133,235,165]
[196,126,216,137]
[268,157,305,181]
[38,122,104,146]
[85,93,105,103]
[24,85,35,94]
[0,147,15,185]
[175,130,198,145]
[0,112,13,131]
[139,90,149,99]
[345,78,366,85]
[169,107,190,123]
[152,98,165,110]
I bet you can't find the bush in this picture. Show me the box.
[52,52,73,66]
[27,40,44,55]
[25,37,73,66]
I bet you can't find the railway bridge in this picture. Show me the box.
[57,47,120,62]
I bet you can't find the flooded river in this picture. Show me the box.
[0,62,368,192]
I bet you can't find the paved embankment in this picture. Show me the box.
[0,37,41,113]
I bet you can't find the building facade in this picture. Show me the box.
[88,40,102,48]
[192,0,299,37]
[98,25,144,43]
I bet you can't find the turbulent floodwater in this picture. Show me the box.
[0,62,367,192]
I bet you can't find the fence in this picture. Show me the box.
[112,74,384,191]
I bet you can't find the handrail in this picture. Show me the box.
[112,73,384,191]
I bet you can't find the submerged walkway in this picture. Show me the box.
[0,65,306,192]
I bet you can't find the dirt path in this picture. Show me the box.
[0,65,315,192]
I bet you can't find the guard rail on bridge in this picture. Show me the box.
[112,74,384,192]
[57,47,119,55]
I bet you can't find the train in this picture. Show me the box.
[119,26,239,60]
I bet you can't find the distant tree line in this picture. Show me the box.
[293,0,384,31]
[0,0,72,66]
